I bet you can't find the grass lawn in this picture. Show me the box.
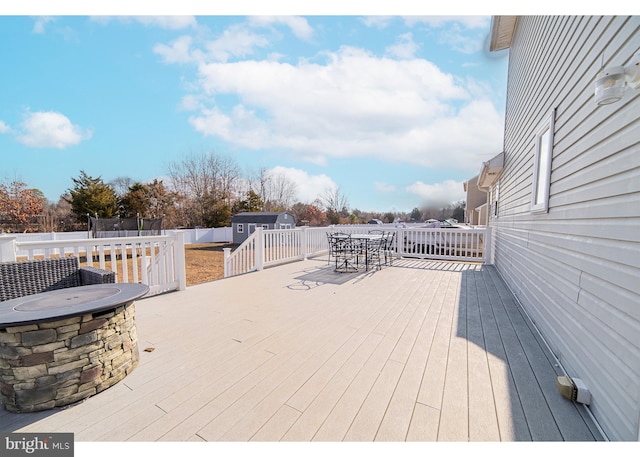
[183,242,230,286]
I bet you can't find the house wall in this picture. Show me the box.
[231,212,296,244]
[490,15,640,441]
[231,223,249,244]
[275,213,295,228]
[465,176,488,225]
[232,222,266,244]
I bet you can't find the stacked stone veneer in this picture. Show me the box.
[0,303,138,412]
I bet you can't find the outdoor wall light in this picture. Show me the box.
[594,50,640,105]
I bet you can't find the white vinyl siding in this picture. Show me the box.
[491,15,640,441]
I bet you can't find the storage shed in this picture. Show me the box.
[230,212,295,244]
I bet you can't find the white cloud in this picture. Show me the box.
[92,16,197,30]
[186,45,501,170]
[385,33,419,59]
[375,182,396,192]
[154,25,270,64]
[437,23,485,54]
[0,120,10,133]
[360,16,395,29]
[248,16,314,41]
[403,16,490,29]
[178,94,204,111]
[204,24,271,62]
[267,166,337,203]
[361,16,490,31]
[135,16,197,30]
[16,111,92,149]
[406,179,466,208]
[32,16,55,34]
[390,16,490,54]
[154,36,201,64]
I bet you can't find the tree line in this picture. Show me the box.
[1,150,465,233]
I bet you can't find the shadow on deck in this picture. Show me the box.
[0,257,604,444]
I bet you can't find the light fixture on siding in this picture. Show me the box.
[557,375,591,405]
[594,49,640,105]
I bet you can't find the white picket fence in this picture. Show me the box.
[224,225,491,278]
[0,233,187,297]
[3,227,233,248]
[223,227,332,277]
[1,224,490,290]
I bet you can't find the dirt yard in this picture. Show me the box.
[20,242,233,287]
[184,243,232,286]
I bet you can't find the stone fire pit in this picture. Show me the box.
[0,283,148,412]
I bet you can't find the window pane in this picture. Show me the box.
[535,128,550,206]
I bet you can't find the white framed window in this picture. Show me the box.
[492,181,500,218]
[262,224,269,229]
[531,108,555,213]
[237,223,244,233]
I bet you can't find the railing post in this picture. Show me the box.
[255,227,264,271]
[0,236,17,262]
[300,226,308,260]
[397,228,405,258]
[484,226,493,265]
[223,248,231,278]
[174,231,187,290]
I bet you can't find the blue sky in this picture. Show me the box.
[0,6,510,214]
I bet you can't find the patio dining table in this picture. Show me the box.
[328,233,385,272]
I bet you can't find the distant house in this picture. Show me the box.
[463,175,487,225]
[464,151,505,225]
[230,212,295,244]
[484,16,640,441]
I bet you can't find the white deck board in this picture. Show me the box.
[0,258,604,443]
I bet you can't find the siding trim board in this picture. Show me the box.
[489,15,640,441]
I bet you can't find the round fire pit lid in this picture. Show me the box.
[0,283,149,327]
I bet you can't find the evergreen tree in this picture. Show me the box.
[232,189,264,213]
[119,182,148,218]
[66,170,118,222]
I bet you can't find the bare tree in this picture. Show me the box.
[166,150,241,227]
[246,167,298,212]
[246,166,270,211]
[320,186,349,224]
[321,186,348,212]
[217,154,242,207]
[109,176,135,197]
[264,170,297,211]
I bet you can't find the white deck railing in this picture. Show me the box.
[0,233,187,297]
[223,225,491,278]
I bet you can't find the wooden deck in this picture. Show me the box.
[0,257,604,442]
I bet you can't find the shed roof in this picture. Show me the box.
[230,212,292,224]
